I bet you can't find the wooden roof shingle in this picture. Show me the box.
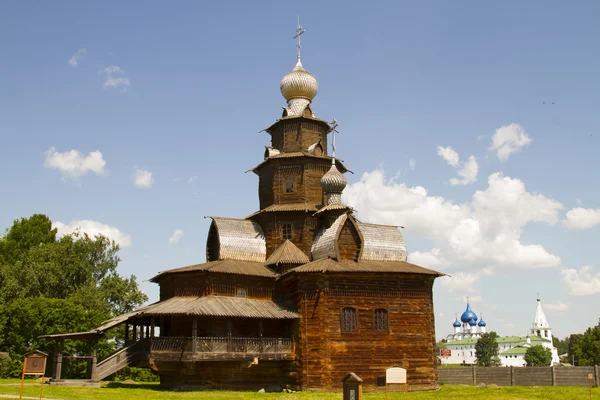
[282,258,444,277]
[266,240,310,266]
[206,217,266,263]
[357,221,407,262]
[150,260,278,282]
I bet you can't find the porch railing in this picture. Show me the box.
[149,336,293,354]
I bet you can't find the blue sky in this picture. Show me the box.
[1,1,599,340]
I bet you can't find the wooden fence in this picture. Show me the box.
[438,366,600,387]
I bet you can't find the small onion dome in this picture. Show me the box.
[321,164,347,193]
[460,302,478,323]
[478,318,487,327]
[469,318,477,327]
[280,60,318,102]
[453,318,462,328]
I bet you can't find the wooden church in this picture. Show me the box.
[41,30,443,392]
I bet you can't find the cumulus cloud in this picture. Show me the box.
[437,146,460,168]
[440,271,481,293]
[562,207,600,230]
[561,265,600,296]
[543,302,569,312]
[133,168,153,188]
[437,146,478,185]
[102,65,131,89]
[54,219,132,247]
[344,169,562,271]
[168,229,184,245]
[44,147,107,180]
[489,123,532,162]
[68,48,87,67]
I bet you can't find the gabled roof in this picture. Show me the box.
[313,204,353,215]
[206,217,266,263]
[266,240,310,266]
[311,214,347,260]
[261,114,331,134]
[500,346,529,356]
[357,221,407,262]
[282,258,444,276]
[150,260,278,282]
[246,203,319,219]
[135,296,299,319]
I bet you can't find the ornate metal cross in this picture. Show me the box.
[330,118,339,160]
[293,17,305,62]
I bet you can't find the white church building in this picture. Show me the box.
[440,297,560,367]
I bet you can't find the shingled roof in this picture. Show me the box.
[282,258,444,277]
[266,240,310,266]
[150,259,278,282]
[356,221,407,262]
[206,217,266,263]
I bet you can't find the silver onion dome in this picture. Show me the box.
[280,60,318,101]
[321,164,347,205]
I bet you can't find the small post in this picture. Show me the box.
[595,365,599,387]
[510,366,514,386]
[259,320,264,353]
[227,319,232,352]
[472,366,476,385]
[125,323,129,343]
[551,365,556,386]
[133,324,138,342]
[160,316,165,337]
[192,319,198,355]
[150,317,155,338]
[90,340,98,381]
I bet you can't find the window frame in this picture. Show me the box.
[281,223,292,240]
[340,307,358,333]
[373,308,389,332]
[285,176,295,193]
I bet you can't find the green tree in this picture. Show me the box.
[0,214,147,377]
[524,345,553,366]
[475,332,500,367]
[572,322,600,366]
[567,333,583,365]
[552,335,569,356]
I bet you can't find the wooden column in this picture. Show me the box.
[595,365,600,387]
[53,340,64,381]
[551,365,556,386]
[133,324,138,342]
[125,323,129,343]
[259,320,264,353]
[160,316,165,337]
[227,319,232,352]
[90,340,98,381]
[472,366,476,385]
[192,319,198,355]
[510,366,515,386]
[150,318,155,338]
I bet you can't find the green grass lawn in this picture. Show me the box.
[0,383,597,400]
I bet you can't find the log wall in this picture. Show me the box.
[290,273,438,392]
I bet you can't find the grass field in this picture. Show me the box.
[0,381,597,400]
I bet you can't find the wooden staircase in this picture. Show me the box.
[95,340,148,380]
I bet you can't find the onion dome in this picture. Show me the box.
[478,318,487,327]
[460,302,478,323]
[453,318,462,328]
[280,60,318,116]
[469,318,477,327]
[320,163,347,205]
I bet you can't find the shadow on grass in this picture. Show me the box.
[104,382,197,392]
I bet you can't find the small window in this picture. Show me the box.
[285,177,295,193]
[374,309,389,331]
[376,376,386,387]
[282,223,292,240]
[236,288,246,298]
[341,307,357,332]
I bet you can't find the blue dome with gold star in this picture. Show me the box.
[460,302,478,323]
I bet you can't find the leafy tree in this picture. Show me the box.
[475,332,500,367]
[567,333,583,366]
[572,322,600,366]
[552,335,569,356]
[524,345,552,366]
[0,214,147,377]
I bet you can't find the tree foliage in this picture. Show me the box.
[0,214,147,377]
[524,345,552,366]
[475,332,500,367]
[571,322,600,366]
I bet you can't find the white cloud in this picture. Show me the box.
[408,159,416,170]
[102,65,130,89]
[437,146,460,168]
[450,156,479,186]
[168,229,184,245]
[543,302,569,312]
[44,147,107,180]
[133,168,153,188]
[68,48,87,67]
[344,169,562,271]
[188,176,198,183]
[437,146,478,185]
[561,265,600,296]
[562,207,600,230]
[489,123,532,162]
[440,271,481,293]
[54,220,132,247]
[409,248,445,268]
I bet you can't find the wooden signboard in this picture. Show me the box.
[19,350,47,400]
[385,366,407,400]
[440,349,451,358]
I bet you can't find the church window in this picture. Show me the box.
[374,309,389,331]
[285,177,295,193]
[341,307,357,332]
[282,223,292,240]
[236,288,246,298]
